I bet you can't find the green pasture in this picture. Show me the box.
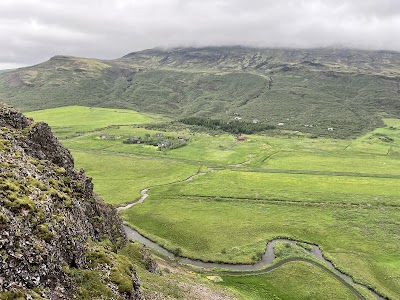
[71,150,199,205]
[149,169,400,205]
[122,197,400,299]
[102,132,272,165]
[261,151,400,175]
[219,261,360,300]
[347,118,400,155]
[62,127,272,166]
[26,106,167,138]
[24,106,400,298]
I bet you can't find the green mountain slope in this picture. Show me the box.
[1,47,400,137]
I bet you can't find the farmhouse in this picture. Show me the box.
[127,137,141,144]
[158,141,170,147]
[237,135,246,141]
[178,136,187,141]
[327,127,334,131]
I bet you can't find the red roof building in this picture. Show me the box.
[237,136,246,141]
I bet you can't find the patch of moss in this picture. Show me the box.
[62,186,72,194]
[110,254,134,294]
[120,243,145,267]
[0,139,11,151]
[65,198,73,208]
[15,196,36,212]
[73,269,119,300]
[86,246,112,267]
[3,187,35,211]
[2,178,20,192]
[0,127,12,134]
[47,188,70,203]
[48,177,59,188]
[0,290,25,300]
[92,216,102,222]
[56,214,64,223]
[6,189,18,198]
[85,240,134,294]
[29,157,40,165]
[1,161,10,168]
[0,212,9,224]
[55,167,66,175]
[61,176,71,184]
[1,250,9,261]
[35,208,45,221]
[0,289,44,300]
[29,177,48,191]
[20,122,37,136]
[37,223,54,242]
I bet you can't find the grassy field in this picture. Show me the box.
[147,169,400,205]
[26,105,400,299]
[121,197,400,299]
[71,150,199,205]
[26,106,167,138]
[219,261,360,300]
[260,151,400,174]
[62,131,272,166]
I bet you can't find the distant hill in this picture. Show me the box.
[1,47,400,137]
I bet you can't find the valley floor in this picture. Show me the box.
[27,106,400,300]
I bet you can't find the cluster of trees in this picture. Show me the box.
[179,117,275,134]
[123,133,187,150]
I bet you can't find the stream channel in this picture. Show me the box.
[119,186,386,300]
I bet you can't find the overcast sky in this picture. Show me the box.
[1,0,400,69]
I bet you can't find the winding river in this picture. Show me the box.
[119,184,387,300]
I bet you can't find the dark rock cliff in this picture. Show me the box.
[0,104,143,299]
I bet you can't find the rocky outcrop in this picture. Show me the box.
[0,103,143,299]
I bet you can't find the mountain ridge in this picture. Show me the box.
[0,46,399,138]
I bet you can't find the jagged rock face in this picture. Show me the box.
[0,104,143,299]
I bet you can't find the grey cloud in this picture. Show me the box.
[1,0,400,68]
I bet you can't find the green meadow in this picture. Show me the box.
[61,129,272,166]
[260,151,400,175]
[219,261,361,300]
[121,197,400,298]
[28,106,400,299]
[147,170,400,205]
[26,106,167,138]
[71,151,199,204]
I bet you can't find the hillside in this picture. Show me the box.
[1,47,400,137]
[0,104,143,299]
